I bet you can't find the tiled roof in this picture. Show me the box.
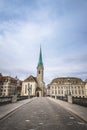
[51,77,83,84]
[0,76,17,82]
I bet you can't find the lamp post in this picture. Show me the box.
[68,78,71,95]
[28,83,31,99]
[51,86,52,97]
[67,78,73,103]
[55,86,57,99]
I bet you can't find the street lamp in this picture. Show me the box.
[51,86,52,97]
[68,78,71,95]
[28,83,31,99]
[55,86,57,99]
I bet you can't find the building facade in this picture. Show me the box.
[85,80,87,97]
[0,75,22,96]
[21,47,45,97]
[21,75,38,97]
[47,77,87,98]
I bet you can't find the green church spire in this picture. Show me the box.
[38,46,43,67]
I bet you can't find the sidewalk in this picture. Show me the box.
[47,97,87,122]
[0,97,37,120]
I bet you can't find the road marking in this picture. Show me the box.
[25,120,30,122]
[69,116,74,119]
[39,122,44,125]
[77,122,85,125]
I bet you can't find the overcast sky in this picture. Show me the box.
[0,0,87,84]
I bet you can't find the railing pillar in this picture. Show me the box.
[11,95,17,103]
[68,95,73,104]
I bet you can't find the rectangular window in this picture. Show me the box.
[58,90,60,94]
[75,90,77,94]
[52,90,54,94]
[25,85,27,94]
[82,90,84,94]
[61,90,63,94]
[30,85,32,94]
[79,90,81,94]
[55,90,57,94]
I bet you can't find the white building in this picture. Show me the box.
[21,47,45,97]
[47,77,87,98]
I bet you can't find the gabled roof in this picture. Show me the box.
[24,75,37,83]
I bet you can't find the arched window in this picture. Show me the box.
[38,71,40,74]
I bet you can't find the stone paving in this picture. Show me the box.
[0,97,87,130]
[0,97,37,120]
[47,97,87,122]
[0,97,87,123]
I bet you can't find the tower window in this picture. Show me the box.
[38,71,40,74]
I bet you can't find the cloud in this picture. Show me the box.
[0,0,87,84]
[0,13,57,82]
[44,52,87,84]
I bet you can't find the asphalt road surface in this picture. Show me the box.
[0,97,87,130]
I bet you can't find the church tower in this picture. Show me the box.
[37,46,44,83]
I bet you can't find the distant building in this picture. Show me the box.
[21,47,45,97]
[85,80,87,97]
[47,77,87,98]
[16,78,22,96]
[0,75,17,96]
[46,84,50,96]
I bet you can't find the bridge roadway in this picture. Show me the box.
[0,97,87,130]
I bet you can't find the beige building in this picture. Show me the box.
[21,47,45,97]
[47,77,87,98]
[0,74,21,96]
